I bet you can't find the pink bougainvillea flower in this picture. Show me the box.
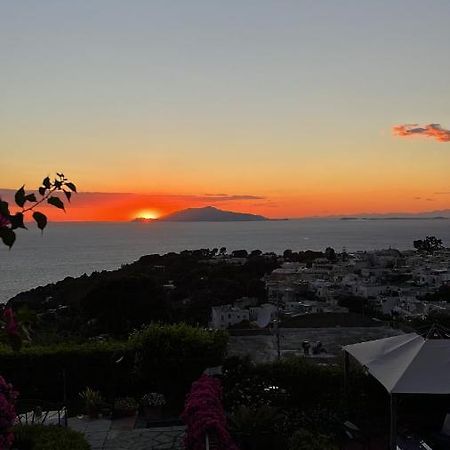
[0,376,18,450]
[0,198,10,228]
[0,213,9,228]
[182,374,239,450]
[2,309,19,338]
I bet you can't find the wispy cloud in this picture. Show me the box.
[434,191,450,195]
[392,123,450,142]
[203,194,265,201]
[0,189,264,205]
[0,189,267,221]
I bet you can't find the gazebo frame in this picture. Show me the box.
[343,325,450,450]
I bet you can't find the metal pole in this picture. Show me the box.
[343,351,350,415]
[276,293,281,359]
[389,394,397,450]
[62,369,67,404]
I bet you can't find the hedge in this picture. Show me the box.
[0,341,133,404]
[288,429,338,450]
[130,323,228,404]
[13,425,90,450]
[0,324,228,410]
[223,356,389,434]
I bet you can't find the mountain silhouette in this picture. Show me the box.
[158,206,267,222]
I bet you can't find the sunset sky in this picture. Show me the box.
[1,1,450,221]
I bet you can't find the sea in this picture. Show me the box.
[1,219,449,303]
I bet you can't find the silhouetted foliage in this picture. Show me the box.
[423,284,450,303]
[13,425,90,450]
[231,249,248,258]
[0,173,76,248]
[0,324,228,410]
[325,247,337,262]
[337,295,369,314]
[79,275,168,337]
[222,356,389,445]
[413,236,444,254]
[282,250,324,263]
[8,250,280,339]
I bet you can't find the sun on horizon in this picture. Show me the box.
[134,209,160,220]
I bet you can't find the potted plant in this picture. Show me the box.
[113,397,138,418]
[140,393,166,421]
[79,387,103,419]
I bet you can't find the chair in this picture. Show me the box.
[343,421,369,450]
[16,399,68,427]
[440,413,450,437]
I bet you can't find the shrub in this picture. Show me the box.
[113,397,138,417]
[0,341,134,404]
[0,324,228,413]
[230,405,286,450]
[288,429,338,450]
[0,376,18,449]
[223,356,343,411]
[13,425,89,450]
[223,356,389,438]
[130,323,228,404]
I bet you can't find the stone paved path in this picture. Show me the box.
[68,417,185,450]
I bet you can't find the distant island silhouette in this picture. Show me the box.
[134,206,268,222]
[340,216,449,221]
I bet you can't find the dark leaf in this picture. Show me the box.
[0,227,16,248]
[0,201,10,217]
[8,333,22,352]
[39,187,46,196]
[66,182,77,192]
[47,196,65,211]
[25,193,37,203]
[57,172,64,178]
[54,180,62,189]
[9,213,27,230]
[15,186,26,207]
[32,212,47,230]
[64,191,72,202]
[43,177,51,189]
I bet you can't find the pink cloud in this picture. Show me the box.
[392,123,450,142]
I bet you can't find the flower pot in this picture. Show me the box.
[88,409,100,420]
[144,406,162,422]
[115,408,137,418]
[236,432,280,450]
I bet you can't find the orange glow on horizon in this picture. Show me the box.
[3,187,447,222]
[135,209,160,220]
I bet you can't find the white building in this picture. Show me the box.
[210,305,249,329]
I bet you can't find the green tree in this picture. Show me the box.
[325,247,337,262]
[413,236,444,254]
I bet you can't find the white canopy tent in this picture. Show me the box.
[343,332,450,449]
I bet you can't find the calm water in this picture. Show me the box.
[1,219,449,303]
